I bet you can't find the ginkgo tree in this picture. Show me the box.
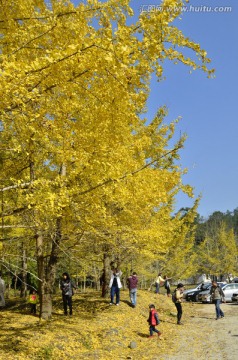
[0,0,213,319]
[196,222,238,278]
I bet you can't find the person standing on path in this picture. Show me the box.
[60,272,76,316]
[155,273,165,294]
[0,272,6,308]
[109,267,122,305]
[127,272,138,307]
[173,283,185,325]
[210,280,225,319]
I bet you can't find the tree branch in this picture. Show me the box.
[0,225,35,228]
[0,206,28,217]
[78,144,182,196]
[0,182,31,192]
[11,24,57,56]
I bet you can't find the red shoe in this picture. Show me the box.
[157,331,162,336]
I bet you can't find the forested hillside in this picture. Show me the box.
[193,208,238,278]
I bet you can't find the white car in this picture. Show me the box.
[231,292,238,303]
[200,283,238,303]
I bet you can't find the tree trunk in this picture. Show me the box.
[101,253,111,298]
[41,291,53,319]
[20,245,27,298]
[36,165,65,319]
[14,270,17,296]
[36,231,44,318]
[36,232,55,320]
[37,217,62,319]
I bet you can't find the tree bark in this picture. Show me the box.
[36,217,63,320]
[36,164,65,320]
[36,231,44,318]
[20,245,27,298]
[36,231,54,320]
[101,252,111,298]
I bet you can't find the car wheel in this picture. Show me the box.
[195,294,199,302]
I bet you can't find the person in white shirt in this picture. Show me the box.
[155,273,165,294]
[109,267,122,305]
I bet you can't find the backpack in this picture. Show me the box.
[154,311,160,325]
[172,290,177,303]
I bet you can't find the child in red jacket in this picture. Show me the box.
[147,304,161,338]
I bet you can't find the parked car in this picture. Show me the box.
[231,292,238,303]
[183,281,211,299]
[200,283,238,303]
[198,282,226,302]
[186,282,212,302]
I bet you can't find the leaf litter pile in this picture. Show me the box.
[0,290,198,360]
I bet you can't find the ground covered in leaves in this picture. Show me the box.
[2,289,237,360]
[0,289,186,360]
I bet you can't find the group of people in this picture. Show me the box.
[1,269,226,338]
[154,273,171,297]
[0,271,77,317]
[109,267,138,308]
[108,269,184,336]
[172,280,226,327]
[153,273,185,326]
[60,272,227,334]
[171,280,226,326]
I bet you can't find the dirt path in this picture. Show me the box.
[164,302,238,360]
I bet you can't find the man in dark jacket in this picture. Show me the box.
[60,272,76,316]
[127,272,138,308]
[210,280,225,320]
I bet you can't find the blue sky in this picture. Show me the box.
[71,0,237,218]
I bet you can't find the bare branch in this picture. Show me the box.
[0,182,31,192]
[0,225,35,228]
[0,261,42,283]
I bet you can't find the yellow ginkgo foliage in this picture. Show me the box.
[0,0,213,319]
[196,222,238,277]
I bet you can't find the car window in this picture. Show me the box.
[225,284,236,290]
